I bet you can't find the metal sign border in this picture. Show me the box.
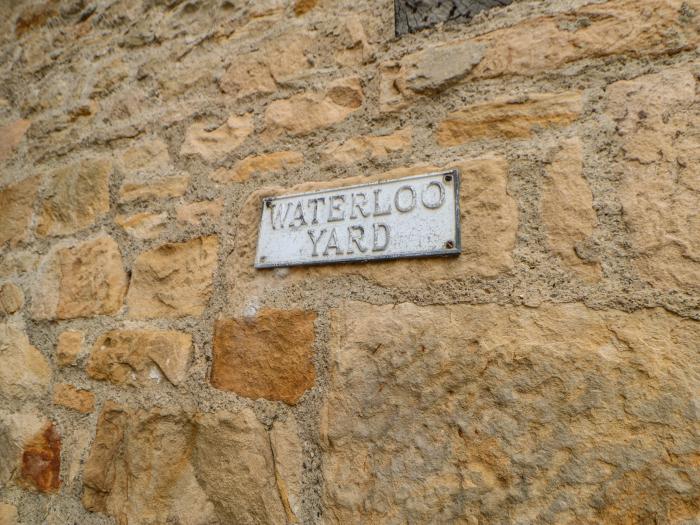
[254,169,462,269]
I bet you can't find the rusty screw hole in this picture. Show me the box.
[444,174,452,182]
[445,240,454,249]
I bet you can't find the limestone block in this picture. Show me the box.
[82,404,289,525]
[0,503,17,525]
[0,283,24,315]
[227,158,517,307]
[0,411,52,489]
[55,330,83,367]
[0,119,30,161]
[265,77,363,137]
[181,114,253,161]
[176,199,224,226]
[118,175,190,203]
[437,92,582,146]
[211,309,316,404]
[37,159,112,237]
[0,323,51,402]
[126,236,219,318]
[87,329,193,386]
[606,67,699,290]
[31,235,127,320]
[211,151,303,184]
[118,137,171,174]
[322,128,412,164]
[52,384,95,414]
[321,302,700,523]
[0,176,40,247]
[115,211,168,239]
[271,416,304,523]
[542,138,601,281]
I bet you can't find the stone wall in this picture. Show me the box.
[0,0,699,523]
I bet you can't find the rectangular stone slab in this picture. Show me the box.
[254,170,461,268]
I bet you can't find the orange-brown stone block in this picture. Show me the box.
[211,309,316,404]
[20,422,61,493]
[52,384,95,414]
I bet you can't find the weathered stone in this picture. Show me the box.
[0,176,40,247]
[52,384,95,414]
[321,302,700,523]
[228,158,517,307]
[83,404,287,525]
[0,283,24,315]
[0,119,30,161]
[294,0,318,15]
[176,199,224,226]
[119,137,171,173]
[127,236,219,318]
[0,250,38,279]
[15,3,57,36]
[402,41,485,94]
[32,235,128,320]
[211,151,304,183]
[0,411,48,487]
[115,211,168,239]
[181,114,254,161]
[20,422,61,493]
[606,67,699,290]
[87,330,193,386]
[118,175,190,203]
[323,128,412,164]
[395,0,514,35]
[211,309,316,404]
[56,331,83,367]
[335,15,376,66]
[437,92,582,146]
[265,77,363,137]
[542,138,601,281]
[220,32,313,98]
[379,63,411,113]
[37,159,112,237]
[0,503,17,525]
[271,416,304,523]
[0,323,51,402]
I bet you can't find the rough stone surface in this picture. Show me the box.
[83,404,289,525]
[32,235,128,320]
[271,416,304,523]
[211,151,304,184]
[55,330,83,367]
[181,114,254,161]
[0,283,24,315]
[323,128,412,164]
[0,411,47,488]
[212,309,317,404]
[265,77,363,137]
[36,159,112,237]
[127,236,219,318]
[0,177,40,248]
[52,384,95,414]
[0,503,18,525]
[322,302,700,524]
[0,120,30,161]
[87,329,193,387]
[229,158,517,306]
[438,92,582,146]
[606,67,700,290]
[19,422,61,494]
[118,175,190,203]
[395,0,515,35]
[115,211,168,239]
[176,199,224,226]
[0,323,51,402]
[542,138,601,281]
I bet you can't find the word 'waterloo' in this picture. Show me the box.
[255,171,461,268]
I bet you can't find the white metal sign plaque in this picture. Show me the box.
[254,170,461,268]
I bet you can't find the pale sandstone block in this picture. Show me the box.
[127,236,219,318]
[118,175,190,203]
[0,176,40,247]
[56,330,83,367]
[87,329,193,386]
[542,138,601,281]
[606,67,699,290]
[437,92,582,146]
[271,416,304,523]
[0,503,18,525]
[176,199,224,226]
[227,158,517,309]
[211,151,303,184]
[0,283,24,315]
[265,77,363,137]
[0,119,30,161]
[118,137,171,173]
[52,384,95,414]
[31,235,127,320]
[211,309,316,405]
[0,323,51,402]
[37,159,112,237]
[0,411,50,488]
[321,302,700,523]
[181,114,253,161]
[323,128,412,164]
[115,211,168,239]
